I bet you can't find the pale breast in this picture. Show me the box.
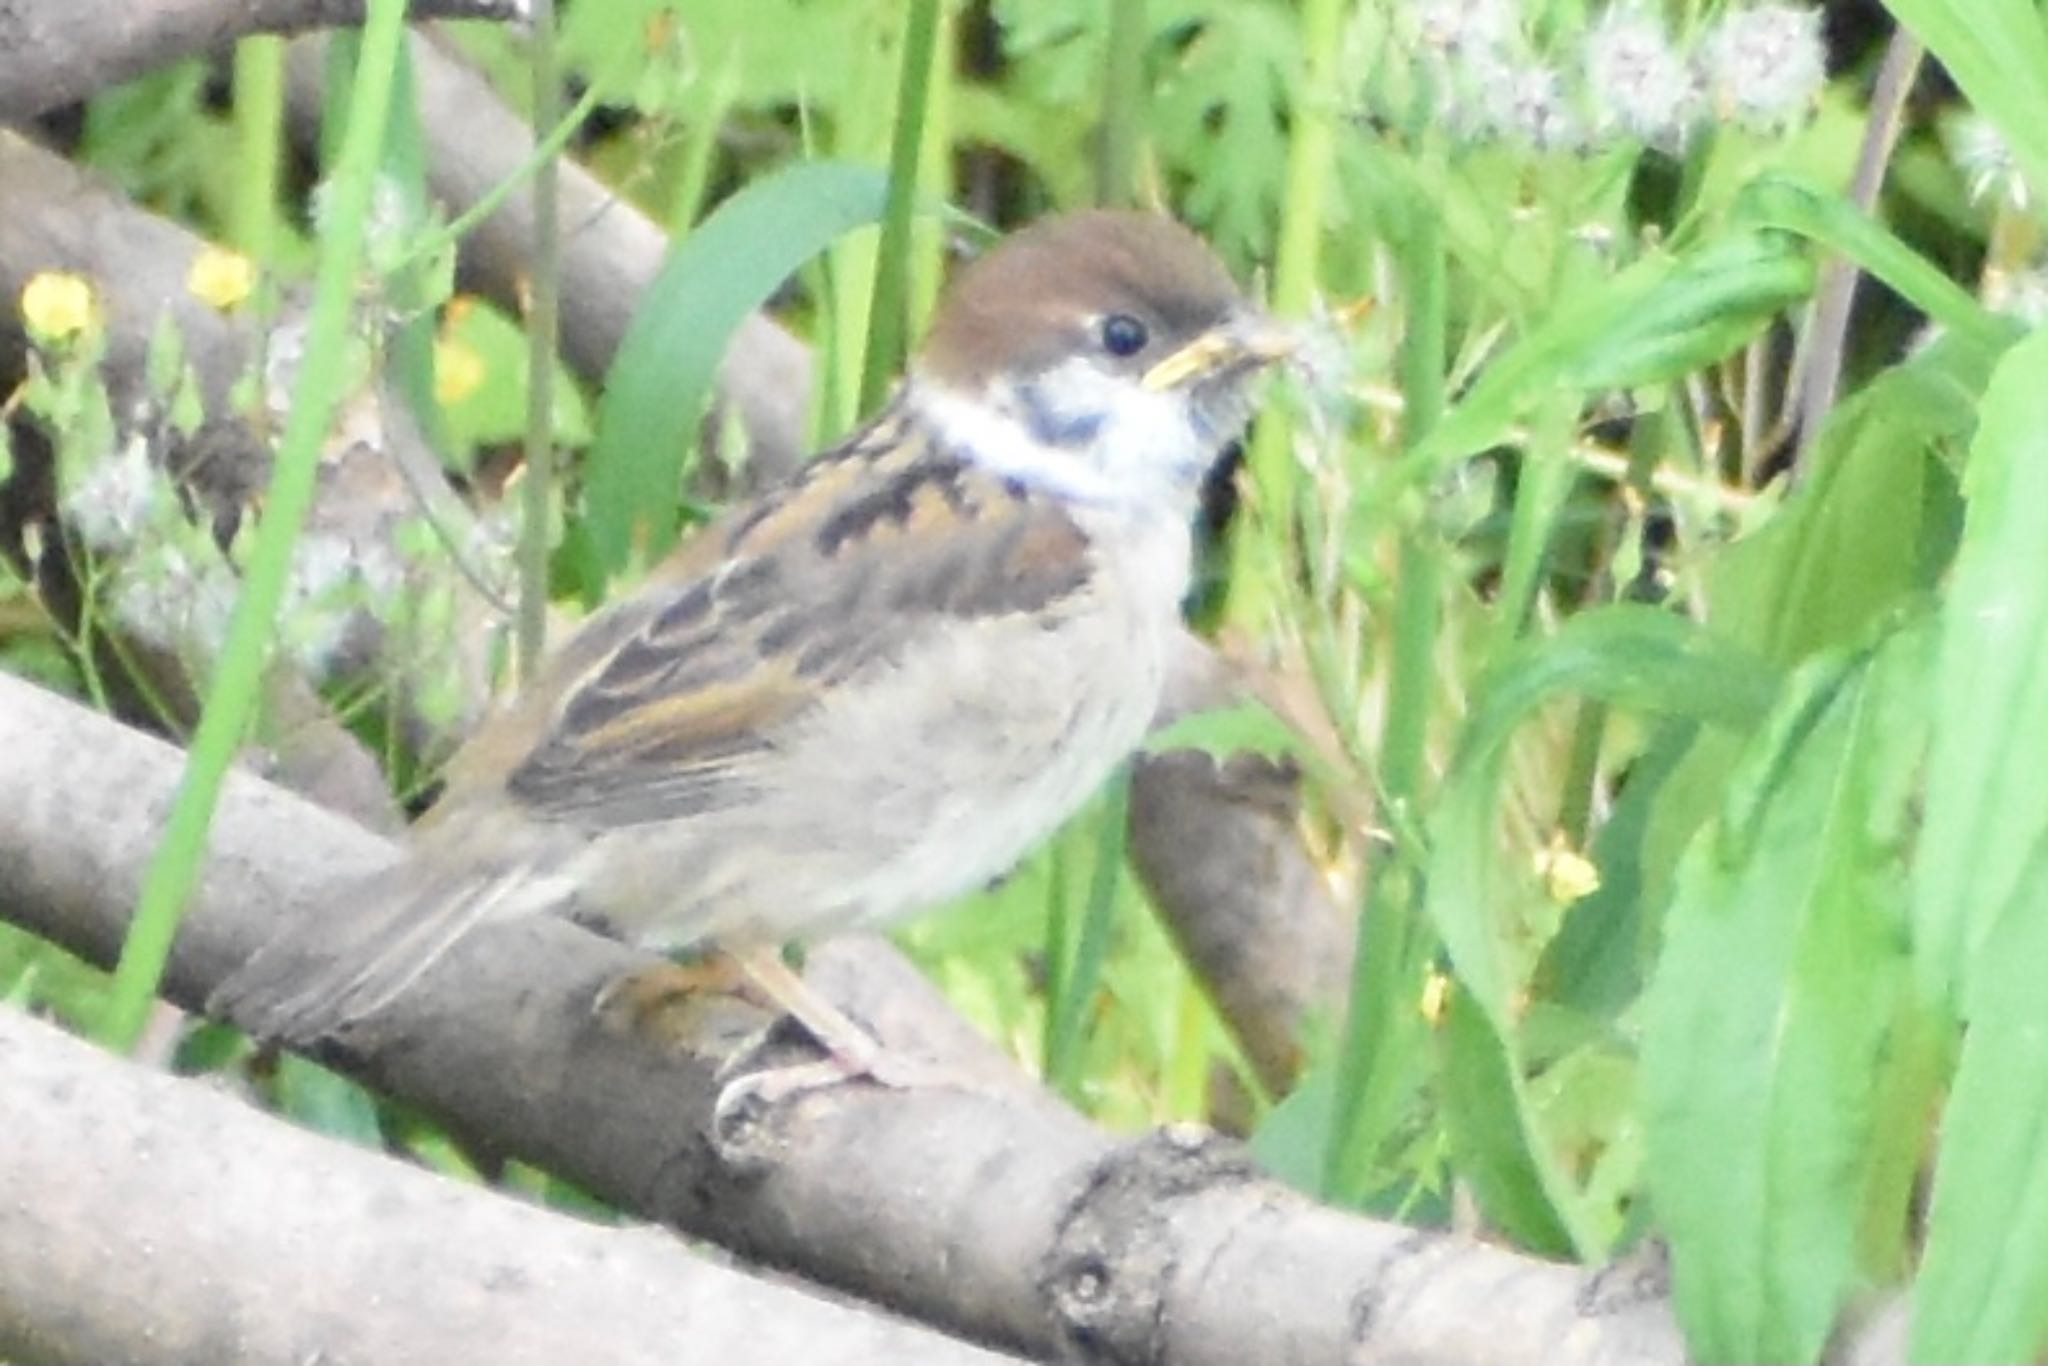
[580,507,1190,947]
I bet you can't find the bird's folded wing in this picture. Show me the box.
[484,412,1096,827]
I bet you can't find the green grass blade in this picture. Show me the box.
[858,0,942,417]
[579,161,893,592]
[1734,173,2017,355]
[1644,630,1927,1365]
[1438,987,1580,1256]
[1320,185,1445,1203]
[1043,776,1130,1100]
[517,0,562,677]
[100,0,412,1051]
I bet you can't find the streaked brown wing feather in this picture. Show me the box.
[490,407,1094,826]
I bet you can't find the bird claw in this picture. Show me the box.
[709,1042,973,1166]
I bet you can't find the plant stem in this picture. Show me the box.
[229,37,286,263]
[101,0,412,1052]
[518,0,562,679]
[1231,0,1343,619]
[859,0,943,416]
[1097,0,1148,207]
[1322,188,1446,1201]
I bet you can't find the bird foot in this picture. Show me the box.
[600,946,972,1139]
[710,1032,969,1160]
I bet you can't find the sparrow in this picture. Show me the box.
[210,209,1291,1072]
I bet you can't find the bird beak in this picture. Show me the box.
[1141,314,1295,392]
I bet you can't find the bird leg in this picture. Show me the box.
[597,945,952,1101]
[591,952,754,1052]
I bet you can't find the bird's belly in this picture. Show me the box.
[585,580,1174,948]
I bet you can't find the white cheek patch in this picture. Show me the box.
[907,378,1122,504]
[907,364,1210,513]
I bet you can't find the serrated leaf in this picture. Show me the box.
[1151,0,1299,263]
[1144,698,1303,765]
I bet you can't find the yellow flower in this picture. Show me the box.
[20,271,96,345]
[186,246,257,312]
[1418,969,1451,1026]
[1535,835,1602,905]
[434,334,487,407]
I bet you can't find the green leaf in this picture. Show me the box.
[1411,231,1815,475]
[1149,0,1300,265]
[1250,1051,1337,1190]
[1423,606,1779,1257]
[1882,0,2048,199]
[274,1056,387,1149]
[1709,331,1992,667]
[1143,699,1303,766]
[1912,322,2048,1012]
[1734,174,2018,358]
[580,161,892,592]
[1438,987,1576,1256]
[1913,840,2048,1362]
[1539,717,1696,1016]
[1910,320,2048,1363]
[1643,628,1927,1365]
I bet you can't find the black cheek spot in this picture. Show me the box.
[1017,380,1107,449]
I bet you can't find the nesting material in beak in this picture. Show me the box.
[1141,315,1296,392]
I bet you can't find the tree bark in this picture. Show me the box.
[0,0,521,122]
[284,29,818,485]
[0,667,1721,1365]
[0,1006,1026,1366]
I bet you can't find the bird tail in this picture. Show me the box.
[208,832,547,1048]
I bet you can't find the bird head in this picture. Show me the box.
[909,211,1291,516]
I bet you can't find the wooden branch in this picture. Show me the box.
[283,29,818,484]
[0,667,1724,1365]
[0,0,523,121]
[0,130,251,418]
[0,1006,1023,1366]
[1130,634,1355,1097]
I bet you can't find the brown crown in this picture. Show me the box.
[916,210,1244,391]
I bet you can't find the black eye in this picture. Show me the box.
[1099,313,1149,358]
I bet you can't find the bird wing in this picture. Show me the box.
[469,407,1096,827]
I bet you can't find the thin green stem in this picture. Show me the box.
[1488,401,1577,659]
[664,62,740,236]
[1230,0,1343,619]
[229,37,286,262]
[518,0,562,680]
[859,0,943,415]
[1044,777,1131,1100]
[402,80,605,272]
[1556,701,1607,847]
[1097,0,1148,207]
[100,0,412,1053]
[1321,192,1446,1202]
